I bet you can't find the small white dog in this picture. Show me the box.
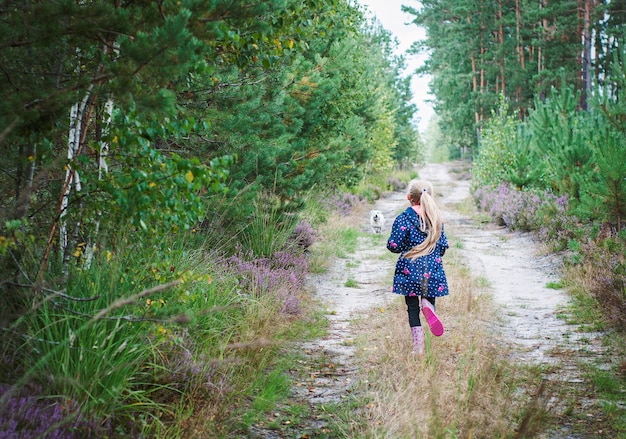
[369,210,386,234]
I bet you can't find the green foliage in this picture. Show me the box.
[578,120,626,227]
[581,46,626,229]
[336,227,359,257]
[0,0,424,435]
[407,0,586,157]
[0,219,31,257]
[503,123,544,190]
[423,115,448,163]
[344,277,359,288]
[545,280,564,290]
[249,366,291,412]
[528,86,595,200]
[25,302,152,415]
[0,0,419,289]
[240,192,300,258]
[10,226,302,433]
[98,109,233,232]
[474,97,545,191]
[472,99,519,189]
[16,232,218,414]
[474,81,626,229]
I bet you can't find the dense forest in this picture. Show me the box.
[408,0,626,158]
[0,0,420,274]
[1,0,625,437]
[0,1,422,437]
[413,0,625,338]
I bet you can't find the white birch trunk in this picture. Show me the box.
[83,96,114,268]
[60,89,90,269]
[98,98,113,179]
[62,40,118,270]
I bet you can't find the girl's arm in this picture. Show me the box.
[387,215,410,254]
[439,224,450,256]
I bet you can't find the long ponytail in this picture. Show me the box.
[404,180,443,260]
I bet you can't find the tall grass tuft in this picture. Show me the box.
[240,191,300,258]
[1,233,216,432]
[565,232,626,331]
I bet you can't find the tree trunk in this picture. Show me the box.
[60,90,91,275]
[581,0,592,110]
[515,0,525,113]
[539,0,549,76]
[516,0,526,69]
[498,0,506,95]
[468,15,480,128]
[83,96,113,269]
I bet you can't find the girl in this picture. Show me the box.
[386,179,449,354]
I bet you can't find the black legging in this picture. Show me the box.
[405,295,436,327]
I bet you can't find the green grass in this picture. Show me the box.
[13,231,247,430]
[308,223,361,272]
[240,191,300,258]
[563,288,606,330]
[5,205,336,438]
[528,221,626,438]
[546,280,565,289]
[569,366,626,437]
[337,227,359,255]
[455,195,479,217]
[345,260,359,268]
[250,367,292,413]
[344,277,359,288]
[367,233,387,245]
[475,275,491,288]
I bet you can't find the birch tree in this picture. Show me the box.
[1,0,421,296]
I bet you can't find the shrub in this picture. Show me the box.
[578,234,626,331]
[472,183,590,251]
[473,183,541,231]
[535,194,585,252]
[226,247,308,315]
[289,221,317,251]
[0,384,110,439]
[324,192,365,216]
[472,99,519,190]
[473,183,583,251]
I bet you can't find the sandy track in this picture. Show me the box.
[420,163,603,367]
[247,162,606,438]
[420,162,605,438]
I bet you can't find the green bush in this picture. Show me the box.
[472,97,545,191]
[578,234,626,331]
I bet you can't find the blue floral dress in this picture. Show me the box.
[386,207,449,297]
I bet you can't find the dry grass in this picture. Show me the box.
[352,238,525,438]
[307,201,372,273]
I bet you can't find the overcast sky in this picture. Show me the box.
[355,0,433,133]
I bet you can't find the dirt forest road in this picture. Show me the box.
[249,161,605,438]
[420,163,603,369]
[420,163,605,438]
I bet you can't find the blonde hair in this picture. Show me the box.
[404,179,443,260]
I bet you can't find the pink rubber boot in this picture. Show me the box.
[411,326,425,354]
[422,299,444,336]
